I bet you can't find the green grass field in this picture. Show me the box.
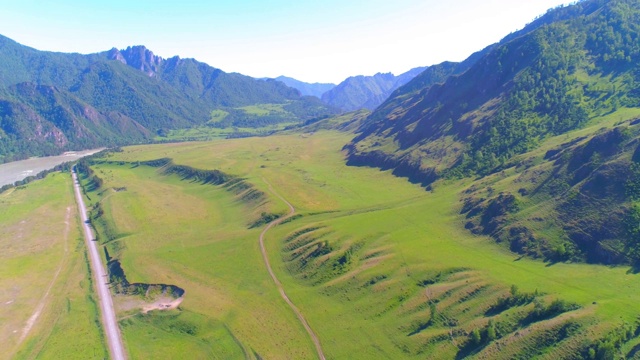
[77,127,640,359]
[158,103,299,142]
[155,122,297,142]
[0,172,106,359]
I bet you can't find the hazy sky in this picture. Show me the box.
[0,0,574,84]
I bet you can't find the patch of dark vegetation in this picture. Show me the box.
[456,319,501,359]
[364,274,388,287]
[521,299,580,326]
[139,157,172,167]
[107,259,185,299]
[283,228,326,251]
[163,164,231,185]
[89,202,120,244]
[485,285,538,316]
[222,177,251,192]
[122,311,199,337]
[460,192,518,236]
[222,178,266,204]
[458,285,490,304]
[168,319,198,335]
[76,160,104,191]
[283,226,371,285]
[407,320,432,336]
[509,320,582,360]
[459,315,582,359]
[279,214,303,224]
[249,212,284,228]
[287,237,332,261]
[417,268,471,287]
[480,193,518,234]
[284,227,323,243]
[579,321,640,360]
[360,249,386,260]
[461,196,485,217]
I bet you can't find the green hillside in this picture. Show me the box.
[348,0,640,264]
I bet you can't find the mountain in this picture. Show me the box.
[320,67,428,111]
[271,76,335,98]
[347,0,640,264]
[0,37,336,162]
[0,82,150,160]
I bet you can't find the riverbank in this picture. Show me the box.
[0,149,103,187]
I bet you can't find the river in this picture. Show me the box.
[0,149,103,187]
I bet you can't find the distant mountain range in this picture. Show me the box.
[0,36,336,162]
[268,67,430,112]
[271,76,335,98]
[320,67,427,111]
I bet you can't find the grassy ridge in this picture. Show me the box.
[89,130,640,358]
[0,172,106,359]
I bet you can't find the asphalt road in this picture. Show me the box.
[259,180,326,360]
[72,169,127,360]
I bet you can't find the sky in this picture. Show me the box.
[0,0,575,84]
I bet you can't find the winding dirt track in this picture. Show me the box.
[72,169,126,360]
[259,180,326,360]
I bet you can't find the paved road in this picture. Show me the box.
[72,169,127,360]
[259,180,326,360]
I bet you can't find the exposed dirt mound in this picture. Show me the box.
[107,259,185,313]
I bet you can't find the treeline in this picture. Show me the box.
[207,108,298,129]
[139,158,234,185]
[107,258,185,298]
[75,159,104,191]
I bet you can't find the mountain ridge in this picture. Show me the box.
[0,35,337,162]
[271,76,335,98]
[320,66,428,111]
[347,0,640,264]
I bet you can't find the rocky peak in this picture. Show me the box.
[107,45,164,77]
[107,47,126,64]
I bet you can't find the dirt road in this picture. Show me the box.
[72,169,126,360]
[259,180,326,360]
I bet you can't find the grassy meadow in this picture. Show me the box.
[75,126,640,359]
[0,172,106,359]
[157,122,298,142]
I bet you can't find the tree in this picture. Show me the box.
[486,320,497,341]
[471,328,481,345]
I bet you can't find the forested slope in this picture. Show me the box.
[347,0,640,264]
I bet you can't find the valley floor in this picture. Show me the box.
[78,129,640,359]
[4,128,640,359]
[0,173,106,359]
